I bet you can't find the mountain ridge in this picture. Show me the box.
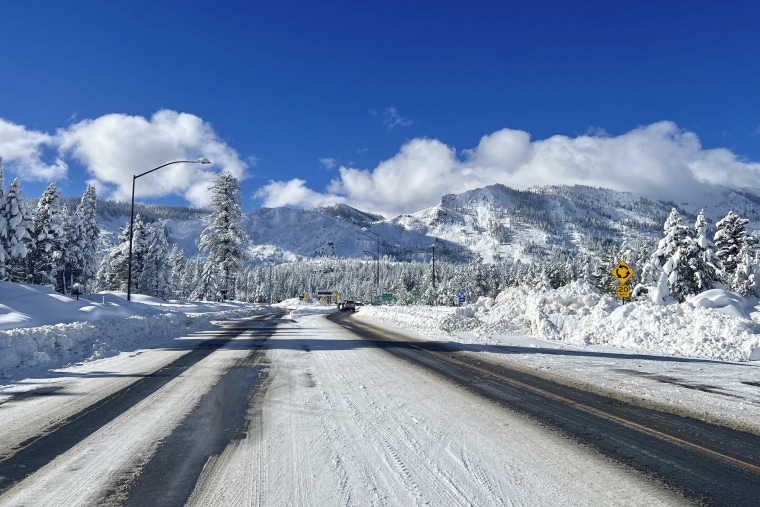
[93,183,760,266]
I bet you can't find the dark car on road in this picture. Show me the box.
[338,300,356,312]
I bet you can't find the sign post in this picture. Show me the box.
[611,261,634,302]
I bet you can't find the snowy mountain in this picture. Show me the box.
[94,183,760,266]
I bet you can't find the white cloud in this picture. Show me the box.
[255,121,760,217]
[254,179,344,209]
[57,110,248,207]
[319,157,337,170]
[329,138,462,215]
[0,119,68,181]
[383,107,413,130]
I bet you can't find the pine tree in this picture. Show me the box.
[690,210,722,292]
[31,182,66,287]
[98,221,132,291]
[0,159,9,279]
[180,258,201,300]
[128,214,150,294]
[640,208,694,304]
[4,177,34,282]
[198,172,249,299]
[58,203,80,292]
[167,244,187,299]
[592,249,618,296]
[95,215,149,293]
[732,239,759,296]
[714,210,748,290]
[139,222,171,298]
[191,261,217,301]
[74,185,100,291]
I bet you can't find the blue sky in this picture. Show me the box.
[1,1,759,216]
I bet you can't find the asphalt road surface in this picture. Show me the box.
[1,308,755,505]
[333,312,760,506]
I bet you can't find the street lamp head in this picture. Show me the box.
[194,157,211,164]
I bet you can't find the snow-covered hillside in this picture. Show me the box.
[96,183,760,266]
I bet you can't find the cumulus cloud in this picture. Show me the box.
[254,179,344,209]
[57,110,247,206]
[0,119,68,180]
[256,121,760,217]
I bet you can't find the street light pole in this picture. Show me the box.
[268,264,273,305]
[361,227,380,300]
[127,158,211,301]
[431,243,436,290]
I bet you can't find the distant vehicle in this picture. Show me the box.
[339,300,356,312]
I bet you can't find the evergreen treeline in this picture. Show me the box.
[0,158,100,293]
[4,154,760,307]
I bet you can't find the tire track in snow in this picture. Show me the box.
[0,333,246,496]
[120,353,269,507]
[182,313,689,506]
[331,360,478,506]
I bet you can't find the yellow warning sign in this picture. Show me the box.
[611,261,634,284]
[616,284,631,298]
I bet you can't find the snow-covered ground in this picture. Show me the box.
[352,281,760,434]
[2,280,760,505]
[2,279,760,434]
[0,300,688,506]
[0,281,269,382]
[184,311,684,507]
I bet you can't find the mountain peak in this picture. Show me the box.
[314,203,385,227]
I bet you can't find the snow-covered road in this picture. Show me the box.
[0,311,687,506]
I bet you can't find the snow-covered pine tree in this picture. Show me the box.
[0,158,9,279]
[139,222,171,298]
[714,210,748,290]
[4,177,34,282]
[74,185,100,291]
[639,208,694,304]
[191,260,217,301]
[233,268,248,303]
[690,210,722,292]
[167,244,187,299]
[198,171,249,299]
[94,214,148,293]
[128,214,150,294]
[96,221,131,291]
[237,267,253,302]
[58,202,82,293]
[592,248,618,296]
[31,182,66,286]
[665,209,701,302]
[534,264,552,292]
[732,238,759,296]
[181,258,201,300]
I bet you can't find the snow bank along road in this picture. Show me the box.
[0,309,754,506]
